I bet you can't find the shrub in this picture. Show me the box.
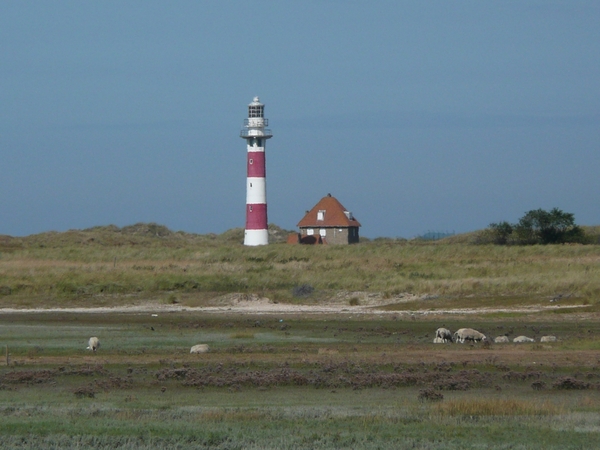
[552,377,590,390]
[531,381,547,390]
[292,284,314,298]
[418,388,444,402]
[489,221,513,245]
[73,386,96,398]
[165,293,180,304]
[489,208,586,245]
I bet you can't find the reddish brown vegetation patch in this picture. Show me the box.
[552,377,592,390]
[73,385,96,398]
[418,388,444,402]
[1,370,56,385]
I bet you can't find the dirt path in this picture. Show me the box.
[0,298,588,316]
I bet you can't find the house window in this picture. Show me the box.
[307,229,314,236]
[319,229,326,237]
[317,210,325,221]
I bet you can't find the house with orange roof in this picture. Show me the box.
[292,194,361,245]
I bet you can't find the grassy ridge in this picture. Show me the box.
[1,223,599,307]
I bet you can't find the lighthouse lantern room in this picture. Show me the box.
[240,97,273,246]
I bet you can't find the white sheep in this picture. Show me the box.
[87,337,100,352]
[190,344,209,354]
[494,336,509,343]
[513,336,535,343]
[540,335,557,343]
[453,328,487,343]
[435,327,453,343]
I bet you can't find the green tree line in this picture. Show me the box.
[488,208,585,245]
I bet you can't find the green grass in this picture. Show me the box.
[2,313,600,448]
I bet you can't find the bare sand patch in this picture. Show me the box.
[0,291,589,316]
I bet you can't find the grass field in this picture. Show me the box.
[2,312,600,449]
[1,225,600,448]
[1,224,600,308]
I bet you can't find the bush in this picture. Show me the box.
[488,221,513,245]
[488,208,586,245]
[292,284,314,298]
[349,297,360,306]
[73,386,96,398]
[418,388,444,402]
[552,377,590,390]
[531,381,547,390]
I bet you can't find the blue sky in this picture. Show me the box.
[1,1,599,238]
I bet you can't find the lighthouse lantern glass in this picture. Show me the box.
[249,105,264,118]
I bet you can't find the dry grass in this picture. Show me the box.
[1,224,599,309]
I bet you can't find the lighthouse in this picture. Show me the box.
[240,97,273,246]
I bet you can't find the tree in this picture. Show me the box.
[488,221,513,245]
[514,208,583,244]
[488,208,584,245]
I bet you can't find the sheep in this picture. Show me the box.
[513,336,535,343]
[433,337,445,343]
[86,337,100,352]
[435,327,453,343]
[540,335,557,343]
[494,336,509,343]
[190,344,209,354]
[453,328,487,344]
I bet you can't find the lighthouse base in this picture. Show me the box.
[244,229,269,246]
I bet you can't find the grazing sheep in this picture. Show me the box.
[494,336,509,343]
[513,336,535,343]
[435,327,453,343]
[453,328,487,344]
[86,337,100,352]
[433,337,445,343]
[190,344,209,354]
[540,335,557,343]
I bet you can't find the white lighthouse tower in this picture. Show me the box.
[240,97,273,246]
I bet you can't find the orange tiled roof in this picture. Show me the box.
[297,194,361,228]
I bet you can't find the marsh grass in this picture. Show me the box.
[230,331,255,339]
[434,398,562,416]
[2,313,600,448]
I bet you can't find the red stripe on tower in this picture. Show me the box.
[247,152,266,177]
[240,97,273,246]
[245,204,267,229]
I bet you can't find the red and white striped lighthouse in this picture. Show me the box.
[240,97,273,246]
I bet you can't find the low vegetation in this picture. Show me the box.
[1,222,599,309]
[1,313,600,448]
[486,208,589,245]
[1,223,600,447]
